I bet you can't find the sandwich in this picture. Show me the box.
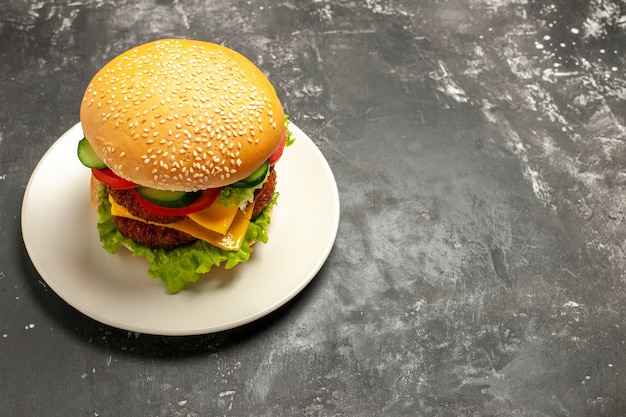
[77,38,293,293]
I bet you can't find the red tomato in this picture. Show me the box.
[269,128,287,166]
[131,187,222,216]
[92,168,138,189]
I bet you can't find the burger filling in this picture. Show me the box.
[104,166,277,250]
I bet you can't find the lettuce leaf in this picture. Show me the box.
[217,180,264,210]
[96,186,278,294]
[284,115,296,147]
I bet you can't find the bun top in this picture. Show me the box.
[80,39,284,191]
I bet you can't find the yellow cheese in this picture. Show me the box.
[108,196,253,251]
[187,202,239,235]
[169,205,253,251]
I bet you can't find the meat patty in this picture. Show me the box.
[112,216,197,249]
[252,166,276,219]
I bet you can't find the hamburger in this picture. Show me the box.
[77,39,293,293]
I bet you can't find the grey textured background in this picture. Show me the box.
[1,0,625,415]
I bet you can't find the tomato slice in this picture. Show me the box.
[131,187,222,216]
[269,128,287,166]
[91,168,138,189]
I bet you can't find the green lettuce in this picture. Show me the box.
[284,115,296,147]
[96,186,278,294]
[216,179,264,210]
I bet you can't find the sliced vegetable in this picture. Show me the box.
[91,168,138,189]
[231,159,269,189]
[269,128,287,166]
[77,138,107,169]
[132,187,222,216]
[136,187,203,208]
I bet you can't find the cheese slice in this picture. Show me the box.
[109,196,253,251]
[187,202,239,235]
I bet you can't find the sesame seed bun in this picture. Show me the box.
[80,38,285,191]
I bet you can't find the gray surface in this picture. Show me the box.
[1,0,625,415]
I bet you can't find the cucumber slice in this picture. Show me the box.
[231,160,269,189]
[77,138,107,169]
[136,187,202,208]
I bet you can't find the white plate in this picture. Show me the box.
[21,122,340,335]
